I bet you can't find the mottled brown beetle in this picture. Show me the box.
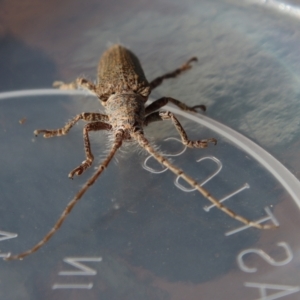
[6,44,276,260]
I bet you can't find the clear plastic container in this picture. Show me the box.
[0,90,299,300]
[1,0,300,299]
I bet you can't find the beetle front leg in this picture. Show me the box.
[34,113,109,138]
[69,121,112,179]
[145,111,217,148]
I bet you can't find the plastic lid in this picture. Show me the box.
[0,89,299,300]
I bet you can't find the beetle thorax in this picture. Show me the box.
[103,92,146,136]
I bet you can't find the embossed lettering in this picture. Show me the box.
[225,207,279,236]
[52,283,93,289]
[244,282,300,300]
[204,183,249,212]
[52,257,102,290]
[237,242,292,273]
[0,230,18,242]
[175,156,222,192]
[142,137,186,174]
[59,257,102,275]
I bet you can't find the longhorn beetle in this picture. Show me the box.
[6,44,276,260]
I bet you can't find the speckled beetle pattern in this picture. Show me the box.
[6,45,276,260]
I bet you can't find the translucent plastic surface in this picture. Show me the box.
[0,90,300,300]
[1,0,300,299]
